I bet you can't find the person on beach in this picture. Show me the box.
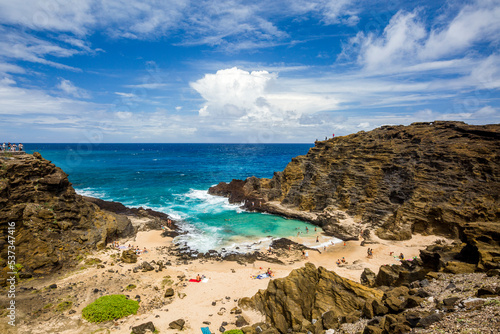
[316,236,319,243]
[399,253,405,260]
[343,241,346,247]
[336,259,341,265]
[306,227,309,233]
[143,247,148,253]
[341,257,346,263]
[266,268,272,276]
[196,274,202,282]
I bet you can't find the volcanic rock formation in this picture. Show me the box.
[210,121,500,245]
[0,152,170,285]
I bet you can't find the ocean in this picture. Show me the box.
[26,143,337,253]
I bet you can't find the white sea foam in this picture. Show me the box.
[176,189,243,214]
[75,187,107,199]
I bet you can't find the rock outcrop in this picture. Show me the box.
[239,263,383,333]
[210,121,500,262]
[0,153,171,285]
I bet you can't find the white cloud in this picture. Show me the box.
[190,67,339,123]
[0,77,98,115]
[0,27,83,70]
[348,1,500,72]
[57,78,89,98]
[124,83,168,89]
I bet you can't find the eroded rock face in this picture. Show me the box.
[239,263,383,333]
[209,122,500,243]
[0,154,135,285]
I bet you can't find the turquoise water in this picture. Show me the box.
[26,143,330,252]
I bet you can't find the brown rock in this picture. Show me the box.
[240,263,383,333]
[169,319,185,330]
[121,250,138,264]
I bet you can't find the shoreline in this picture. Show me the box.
[3,227,453,334]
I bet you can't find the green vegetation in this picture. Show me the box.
[223,330,244,334]
[43,303,53,309]
[84,258,102,266]
[56,301,73,312]
[82,294,139,323]
[485,299,500,306]
[125,284,136,290]
[161,276,173,288]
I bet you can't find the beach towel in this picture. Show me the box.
[201,327,211,334]
[189,279,201,282]
[201,278,209,283]
[118,246,127,249]
[253,273,270,279]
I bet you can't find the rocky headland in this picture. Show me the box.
[209,121,500,270]
[0,152,175,285]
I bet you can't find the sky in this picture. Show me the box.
[0,0,499,143]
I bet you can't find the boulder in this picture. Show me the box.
[417,313,443,328]
[360,268,377,287]
[236,315,250,327]
[141,261,154,271]
[164,288,174,298]
[121,250,138,264]
[169,319,185,330]
[131,322,156,334]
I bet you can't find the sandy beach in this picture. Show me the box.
[7,228,451,334]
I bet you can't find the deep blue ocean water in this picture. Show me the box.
[26,143,335,252]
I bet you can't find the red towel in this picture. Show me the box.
[189,279,201,282]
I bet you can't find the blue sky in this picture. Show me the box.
[0,0,499,143]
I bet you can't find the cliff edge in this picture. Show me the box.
[209,121,500,269]
[0,152,166,285]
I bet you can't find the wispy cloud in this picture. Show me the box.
[57,78,90,98]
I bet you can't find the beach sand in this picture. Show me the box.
[10,229,451,334]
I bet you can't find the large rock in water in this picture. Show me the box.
[239,263,383,333]
[0,153,136,285]
[209,121,500,243]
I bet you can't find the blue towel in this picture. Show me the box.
[201,327,211,334]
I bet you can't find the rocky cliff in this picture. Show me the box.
[0,153,164,285]
[240,263,383,333]
[209,121,500,244]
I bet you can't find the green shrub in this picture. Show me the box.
[82,294,139,323]
[56,301,73,312]
[223,330,244,334]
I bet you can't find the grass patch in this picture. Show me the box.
[161,276,173,288]
[224,330,244,334]
[43,303,53,309]
[125,284,136,291]
[485,299,500,306]
[82,294,139,323]
[85,258,102,266]
[56,301,73,312]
